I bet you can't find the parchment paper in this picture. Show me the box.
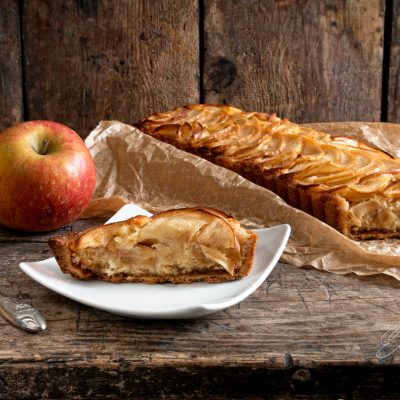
[82,120,400,279]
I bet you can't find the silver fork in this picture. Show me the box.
[0,294,47,332]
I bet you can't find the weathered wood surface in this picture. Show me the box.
[0,0,23,130]
[203,0,385,123]
[21,0,199,137]
[1,219,400,398]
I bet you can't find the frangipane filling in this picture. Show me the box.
[348,198,400,232]
[71,214,248,277]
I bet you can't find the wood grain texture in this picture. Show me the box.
[21,0,199,137]
[388,0,400,122]
[203,0,384,123]
[0,0,23,130]
[0,217,106,243]
[1,219,400,397]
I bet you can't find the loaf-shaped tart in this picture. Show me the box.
[48,207,257,283]
[138,104,400,240]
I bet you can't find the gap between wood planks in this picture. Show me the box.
[17,0,27,121]
[199,0,205,103]
[381,0,394,121]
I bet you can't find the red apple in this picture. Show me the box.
[0,121,96,232]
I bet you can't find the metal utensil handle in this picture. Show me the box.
[0,295,47,332]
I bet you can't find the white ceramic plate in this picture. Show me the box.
[20,204,290,319]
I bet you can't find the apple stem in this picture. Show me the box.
[40,138,50,155]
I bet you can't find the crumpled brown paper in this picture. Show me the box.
[82,120,400,280]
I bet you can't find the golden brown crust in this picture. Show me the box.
[48,208,257,284]
[49,234,94,280]
[138,104,400,240]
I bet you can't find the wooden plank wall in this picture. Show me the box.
[204,0,384,122]
[0,0,399,136]
[0,0,23,130]
[21,0,199,135]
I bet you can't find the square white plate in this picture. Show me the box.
[20,204,290,319]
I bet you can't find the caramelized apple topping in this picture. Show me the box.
[71,208,249,277]
[139,104,400,237]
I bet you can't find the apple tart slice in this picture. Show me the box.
[48,207,257,283]
[139,104,400,240]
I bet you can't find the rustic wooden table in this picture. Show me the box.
[1,218,400,399]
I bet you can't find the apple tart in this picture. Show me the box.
[138,104,400,240]
[48,207,257,283]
